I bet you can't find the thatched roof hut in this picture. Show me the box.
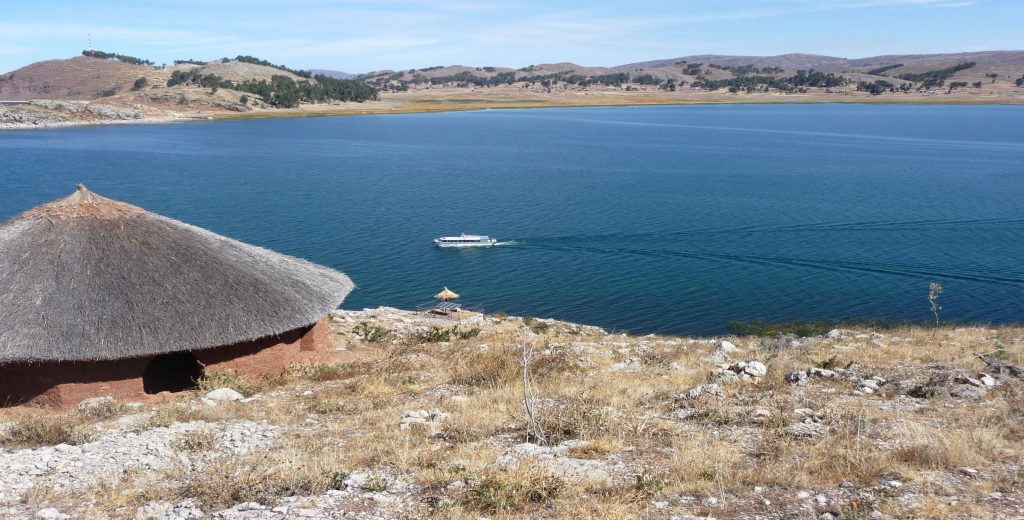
[434,287,460,301]
[0,185,354,407]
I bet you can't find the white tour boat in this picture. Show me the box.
[434,233,498,248]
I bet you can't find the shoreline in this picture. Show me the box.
[3,93,1023,130]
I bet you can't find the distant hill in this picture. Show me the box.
[360,51,1024,94]
[310,69,356,79]
[4,50,1023,103]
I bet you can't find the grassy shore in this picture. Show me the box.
[212,88,1024,123]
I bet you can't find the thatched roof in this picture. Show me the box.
[0,185,354,364]
[435,287,459,301]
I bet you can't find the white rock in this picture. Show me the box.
[808,367,839,379]
[797,491,812,499]
[717,340,739,353]
[751,407,771,424]
[743,361,767,378]
[35,509,67,520]
[684,384,723,400]
[787,370,808,386]
[701,496,719,507]
[204,388,244,402]
[979,373,997,387]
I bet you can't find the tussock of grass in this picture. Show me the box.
[171,428,218,452]
[464,470,564,513]
[0,416,92,449]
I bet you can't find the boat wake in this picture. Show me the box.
[494,241,517,246]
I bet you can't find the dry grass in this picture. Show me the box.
[0,415,92,449]
[6,318,1023,518]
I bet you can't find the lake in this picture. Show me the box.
[2,104,1022,335]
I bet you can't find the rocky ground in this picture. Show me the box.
[0,99,186,129]
[1,308,1022,519]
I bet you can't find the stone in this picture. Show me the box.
[979,373,997,386]
[701,496,719,507]
[954,376,984,388]
[76,396,116,413]
[715,370,741,384]
[717,340,739,353]
[743,361,767,378]
[786,420,826,439]
[826,329,850,340]
[787,370,808,386]
[959,467,979,477]
[684,383,723,400]
[204,388,244,402]
[35,509,68,520]
[497,441,618,483]
[751,407,772,425]
[608,358,641,372]
[808,367,839,380]
[797,491,812,499]
[949,384,986,399]
[399,409,449,430]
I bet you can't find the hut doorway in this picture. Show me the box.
[143,352,203,394]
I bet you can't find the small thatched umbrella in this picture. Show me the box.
[0,184,354,364]
[435,287,460,301]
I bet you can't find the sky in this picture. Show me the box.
[0,0,1020,74]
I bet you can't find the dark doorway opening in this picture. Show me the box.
[143,352,203,394]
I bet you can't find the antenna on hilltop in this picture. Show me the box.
[88,33,92,51]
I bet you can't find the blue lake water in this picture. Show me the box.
[2,104,1022,335]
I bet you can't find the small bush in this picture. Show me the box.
[289,362,351,382]
[568,439,621,459]
[415,326,481,344]
[307,399,343,415]
[352,322,395,343]
[197,370,273,397]
[76,398,131,420]
[172,428,218,452]
[464,473,563,513]
[363,475,392,492]
[173,453,343,509]
[522,316,551,334]
[634,470,665,497]
[535,398,614,443]
[0,417,92,449]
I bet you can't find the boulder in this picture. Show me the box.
[717,340,739,353]
[949,384,986,399]
[399,409,449,430]
[743,361,767,378]
[204,388,244,402]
